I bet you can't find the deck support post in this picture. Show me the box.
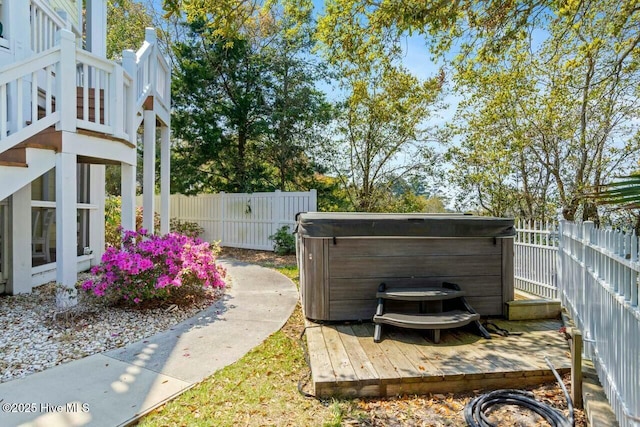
[7,183,31,294]
[571,328,583,409]
[89,165,105,265]
[55,151,78,306]
[142,110,156,234]
[160,125,170,235]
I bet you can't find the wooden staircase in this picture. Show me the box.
[373,282,491,343]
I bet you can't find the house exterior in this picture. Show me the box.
[0,0,171,299]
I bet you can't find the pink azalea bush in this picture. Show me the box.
[82,229,226,305]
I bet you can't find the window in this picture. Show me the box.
[0,0,9,49]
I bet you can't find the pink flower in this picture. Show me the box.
[81,228,226,304]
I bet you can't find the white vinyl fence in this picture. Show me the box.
[142,190,317,250]
[558,221,640,427]
[514,220,559,299]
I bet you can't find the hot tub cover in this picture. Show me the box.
[295,212,515,238]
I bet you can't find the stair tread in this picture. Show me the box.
[0,160,28,167]
[373,310,480,329]
[377,287,465,301]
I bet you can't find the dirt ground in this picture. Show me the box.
[219,247,586,426]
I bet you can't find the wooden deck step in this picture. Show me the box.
[376,287,465,301]
[374,310,480,329]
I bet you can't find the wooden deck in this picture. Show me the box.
[305,318,571,398]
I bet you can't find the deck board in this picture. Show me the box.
[361,323,425,383]
[322,325,359,383]
[385,330,444,380]
[350,323,399,382]
[307,319,572,398]
[334,325,379,383]
[305,325,336,387]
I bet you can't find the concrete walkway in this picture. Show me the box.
[0,260,299,427]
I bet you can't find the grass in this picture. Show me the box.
[138,256,584,426]
[139,262,358,427]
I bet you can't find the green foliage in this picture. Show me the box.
[169,0,332,195]
[105,196,124,248]
[107,0,153,60]
[313,174,353,212]
[318,0,640,223]
[169,218,205,238]
[269,225,296,255]
[445,5,640,222]
[106,196,204,247]
[318,65,443,212]
[589,173,640,209]
[105,196,160,247]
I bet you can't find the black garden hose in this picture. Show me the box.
[464,357,574,427]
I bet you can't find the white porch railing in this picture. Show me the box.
[139,190,318,250]
[30,0,70,54]
[0,48,61,155]
[133,29,171,126]
[558,221,640,427]
[514,220,559,299]
[0,29,144,157]
[75,49,134,139]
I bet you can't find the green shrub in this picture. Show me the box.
[269,225,296,255]
[106,196,204,247]
[105,196,123,248]
[170,218,204,238]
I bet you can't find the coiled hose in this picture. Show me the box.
[464,356,574,427]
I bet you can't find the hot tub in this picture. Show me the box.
[295,212,516,321]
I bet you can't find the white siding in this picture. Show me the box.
[49,0,79,31]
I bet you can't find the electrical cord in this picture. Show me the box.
[464,357,574,427]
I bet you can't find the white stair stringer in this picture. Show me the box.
[0,148,56,201]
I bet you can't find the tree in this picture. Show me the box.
[318,65,443,212]
[169,0,333,194]
[319,0,640,220]
[104,0,154,195]
[316,0,445,212]
[447,3,640,222]
[107,0,153,60]
[259,1,334,191]
[171,28,271,193]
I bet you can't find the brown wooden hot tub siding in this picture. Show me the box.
[299,237,514,321]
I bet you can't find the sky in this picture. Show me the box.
[145,0,463,203]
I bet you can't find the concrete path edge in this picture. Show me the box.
[0,260,298,427]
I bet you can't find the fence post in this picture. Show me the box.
[220,192,226,246]
[582,221,594,359]
[274,189,283,232]
[632,231,638,307]
[557,211,565,305]
[309,189,317,212]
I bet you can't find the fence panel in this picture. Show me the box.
[514,220,559,299]
[558,221,640,427]
[141,190,317,251]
